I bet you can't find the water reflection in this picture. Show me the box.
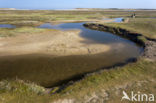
[0,24,16,28]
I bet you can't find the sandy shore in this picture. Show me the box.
[0,29,110,57]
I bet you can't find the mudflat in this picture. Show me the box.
[0,29,110,57]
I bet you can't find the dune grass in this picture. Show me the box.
[101,18,156,39]
[0,79,52,103]
[0,10,156,26]
[0,27,46,37]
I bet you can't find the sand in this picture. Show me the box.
[0,29,110,57]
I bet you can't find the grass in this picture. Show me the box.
[0,79,51,103]
[0,79,45,94]
[0,27,46,37]
[0,10,156,26]
[101,18,156,39]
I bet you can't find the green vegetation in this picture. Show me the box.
[102,18,156,39]
[0,27,46,37]
[0,79,45,94]
[0,79,52,103]
[0,10,103,26]
[0,10,156,26]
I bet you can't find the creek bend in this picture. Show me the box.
[0,22,143,87]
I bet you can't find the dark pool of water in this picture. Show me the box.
[0,22,143,87]
[0,24,16,28]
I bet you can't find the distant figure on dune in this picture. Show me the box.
[131,13,136,18]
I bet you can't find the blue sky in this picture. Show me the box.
[0,0,156,9]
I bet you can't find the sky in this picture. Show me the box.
[0,0,156,10]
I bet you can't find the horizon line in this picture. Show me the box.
[0,7,156,10]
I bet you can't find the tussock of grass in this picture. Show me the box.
[0,79,52,103]
[0,79,45,94]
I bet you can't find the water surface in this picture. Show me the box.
[0,24,16,28]
[102,17,123,23]
[114,18,123,22]
[0,22,143,87]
